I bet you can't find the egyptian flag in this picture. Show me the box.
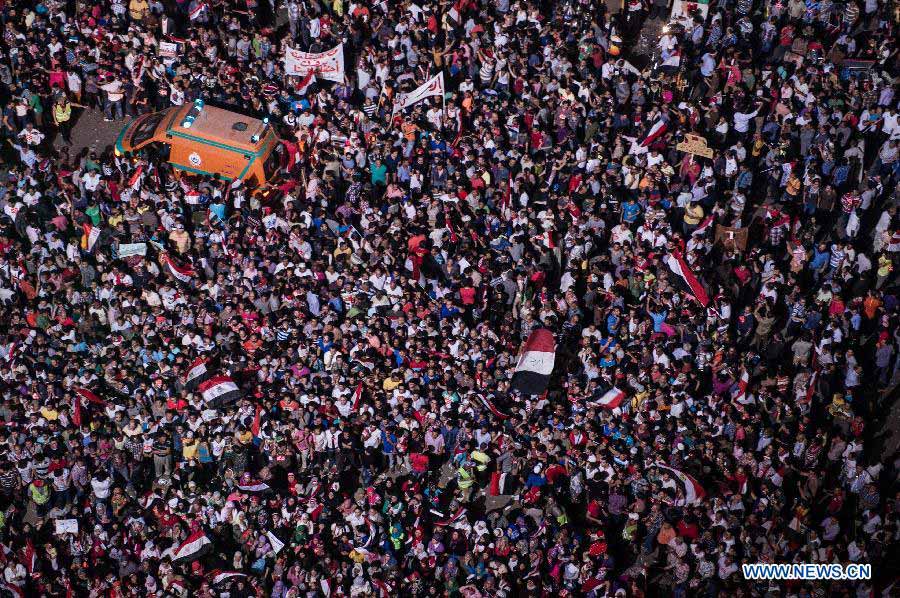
[500,174,513,220]
[434,507,467,527]
[655,463,706,505]
[443,205,458,243]
[188,1,208,19]
[164,254,195,284]
[803,370,818,404]
[474,393,510,419]
[128,164,144,190]
[172,529,213,563]
[592,387,626,410]
[296,72,316,96]
[351,382,363,412]
[75,387,105,406]
[640,117,668,147]
[210,571,247,586]
[692,214,714,237]
[21,539,36,578]
[184,357,211,390]
[82,223,101,252]
[533,230,556,249]
[510,328,556,395]
[664,251,710,307]
[197,375,241,407]
[237,479,270,493]
[251,405,263,437]
[732,369,750,403]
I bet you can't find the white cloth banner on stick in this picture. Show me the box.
[284,44,345,83]
[392,72,444,115]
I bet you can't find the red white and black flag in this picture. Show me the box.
[172,529,213,563]
[640,117,668,147]
[184,357,211,390]
[510,328,556,395]
[474,393,510,420]
[654,463,706,505]
[197,375,241,407]
[164,254,195,284]
[591,386,627,410]
[664,251,710,307]
[209,571,247,586]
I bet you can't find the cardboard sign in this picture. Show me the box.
[676,133,714,159]
[55,519,79,534]
[158,42,178,59]
[714,225,749,251]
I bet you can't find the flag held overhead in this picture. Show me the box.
[509,328,556,396]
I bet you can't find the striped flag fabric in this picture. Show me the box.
[664,251,710,307]
[184,357,211,390]
[474,393,510,419]
[197,375,241,407]
[188,1,208,19]
[510,328,556,395]
[640,117,668,147]
[351,382,363,412]
[692,214,714,237]
[237,479,271,493]
[82,223,101,252]
[164,254,195,284]
[732,368,750,403]
[209,571,247,586]
[592,387,627,410]
[655,463,706,505]
[74,387,105,405]
[172,529,213,563]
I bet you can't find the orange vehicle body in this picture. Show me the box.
[115,104,284,186]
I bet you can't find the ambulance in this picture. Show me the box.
[115,101,285,186]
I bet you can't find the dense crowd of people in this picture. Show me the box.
[0,0,899,595]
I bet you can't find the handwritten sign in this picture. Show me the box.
[676,133,714,159]
[55,519,79,534]
[117,242,148,258]
[283,44,345,83]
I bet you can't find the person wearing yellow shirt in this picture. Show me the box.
[683,200,704,235]
[182,432,199,460]
[382,372,402,391]
[40,406,59,421]
[876,254,893,289]
[129,0,150,21]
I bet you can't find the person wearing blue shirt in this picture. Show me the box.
[621,199,641,223]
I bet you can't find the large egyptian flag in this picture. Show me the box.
[184,357,212,391]
[655,463,706,505]
[197,375,241,407]
[664,251,710,307]
[172,529,213,564]
[510,328,555,395]
[164,254,195,284]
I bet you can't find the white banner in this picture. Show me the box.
[392,72,444,115]
[117,242,148,258]
[266,531,285,555]
[159,42,178,59]
[284,44,345,83]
